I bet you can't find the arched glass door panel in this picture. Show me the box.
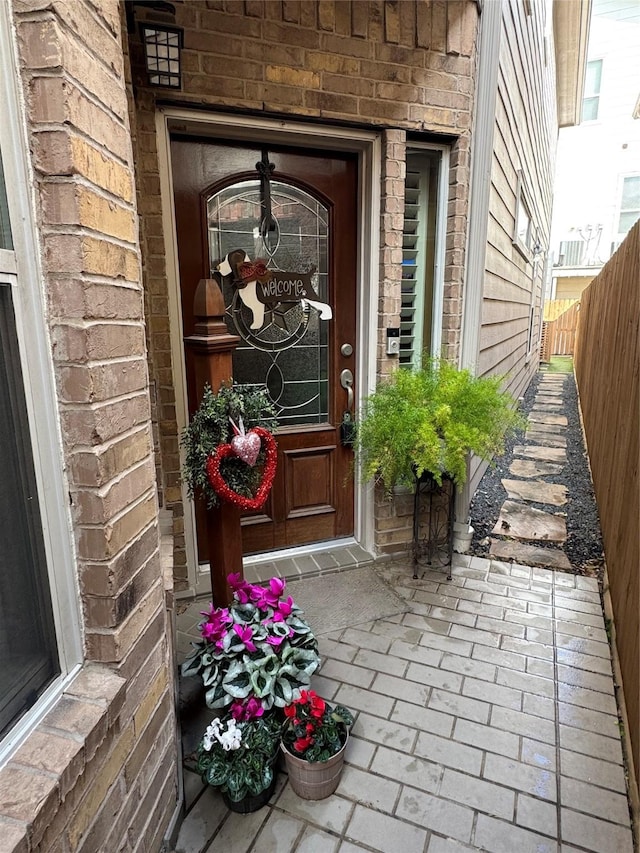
[207,180,330,427]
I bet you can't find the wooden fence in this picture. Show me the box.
[574,220,639,791]
[540,299,580,361]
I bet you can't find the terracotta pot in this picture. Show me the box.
[281,734,348,800]
[221,772,277,814]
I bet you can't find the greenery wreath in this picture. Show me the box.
[181,383,278,509]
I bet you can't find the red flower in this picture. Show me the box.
[284,704,296,719]
[294,736,314,753]
[310,695,326,718]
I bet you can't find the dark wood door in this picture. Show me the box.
[171,137,357,557]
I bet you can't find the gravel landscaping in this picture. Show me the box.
[469,369,605,580]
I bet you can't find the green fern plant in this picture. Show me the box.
[356,359,524,492]
[181,383,278,508]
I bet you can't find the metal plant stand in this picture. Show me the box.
[411,471,455,581]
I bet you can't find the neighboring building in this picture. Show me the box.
[549,0,640,300]
[0,1,587,850]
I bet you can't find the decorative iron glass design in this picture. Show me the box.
[208,179,330,427]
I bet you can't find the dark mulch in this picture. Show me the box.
[468,369,605,581]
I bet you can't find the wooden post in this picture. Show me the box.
[184,278,241,606]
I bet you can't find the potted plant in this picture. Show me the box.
[280,690,353,800]
[195,713,282,813]
[356,358,524,492]
[181,573,320,718]
[356,358,524,566]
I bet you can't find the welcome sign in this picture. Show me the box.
[217,250,332,331]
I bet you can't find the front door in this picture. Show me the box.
[171,138,357,557]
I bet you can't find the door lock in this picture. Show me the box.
[340,368,354,412]
[339,369,355,447]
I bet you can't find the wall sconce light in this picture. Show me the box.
[140,22,183,88]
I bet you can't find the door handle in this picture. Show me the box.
[340,368,354,412]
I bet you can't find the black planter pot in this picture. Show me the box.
[221,773,277,814]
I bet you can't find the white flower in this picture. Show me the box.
[202,717,242,752]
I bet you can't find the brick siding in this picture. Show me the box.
[126,0,478,575]
[1,1,178,850]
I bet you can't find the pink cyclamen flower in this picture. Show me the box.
[199,606,231,646]
[227,572,254,604]
[253,576,287,610]
[273,595,294,622]
[233,623,256,652]
[230,697,264,721]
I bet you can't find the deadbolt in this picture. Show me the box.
[340,343,353,357]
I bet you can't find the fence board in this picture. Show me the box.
[574,221,640,790]
[540,300,580,360]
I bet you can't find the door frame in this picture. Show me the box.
[155,108,381,597]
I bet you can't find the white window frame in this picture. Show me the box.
[581,58,603,123]
[0,3,81,765]
[513,171,534,261]
[616,173,640,240]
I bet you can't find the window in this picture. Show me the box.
[400,149,443,368]
[0,2,80,762]
[0,277,60,738]
[618,175,640,236]
[513,171,534,258]
[582,59,603,122]
[0,153,11,250]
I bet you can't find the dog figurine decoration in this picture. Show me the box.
[217,249,332,331]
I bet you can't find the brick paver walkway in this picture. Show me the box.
[174,554,635,853]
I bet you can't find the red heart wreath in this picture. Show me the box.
[206,427,278,511]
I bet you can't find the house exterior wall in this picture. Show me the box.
[125,0,480,572]
[553,273,596,301]
[549,3,640,295]
[0,2,179,850]
[465,0,558,500]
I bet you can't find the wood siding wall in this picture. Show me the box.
[467,0,558,499]
[480,0,556,388]
[574,221,640,789]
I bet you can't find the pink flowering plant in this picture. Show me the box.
[181,573,319,718]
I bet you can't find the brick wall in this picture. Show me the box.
[1,1,178,850]
[126,0,478,570]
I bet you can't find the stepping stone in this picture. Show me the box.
[490,539,571,570]
[536,394,564,403]
[514,445,566,463]
[501,478,568,506]
[492,500,567,542]
[529,413,568,426]
[526,430,566,448]
[510,459,564,478]
[533,401,563,409]
[524,421,565,434]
